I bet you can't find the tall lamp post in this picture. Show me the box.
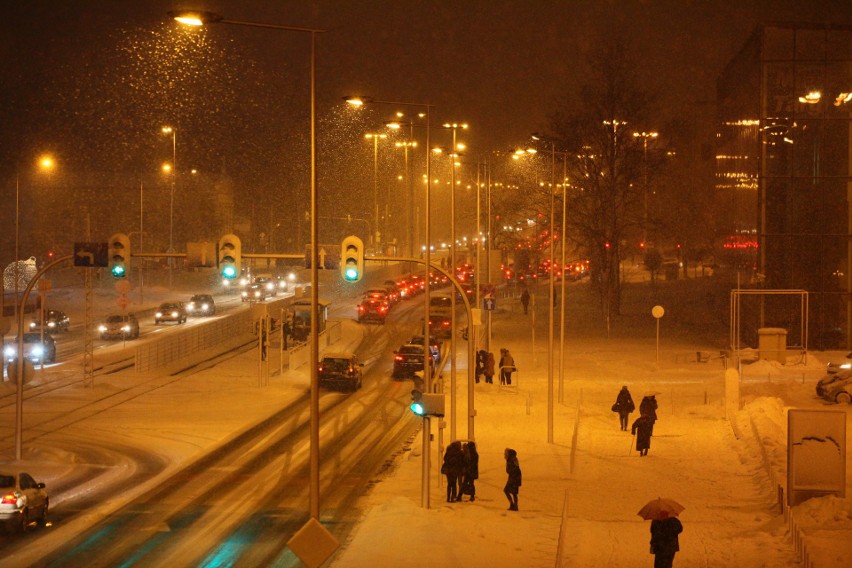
[346,95,436,509]
[364,132,387,251]
[161,126,176,288]
[632,131,658,246]
[171,10,325,521]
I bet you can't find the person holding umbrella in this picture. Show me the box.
[638,498,684,568]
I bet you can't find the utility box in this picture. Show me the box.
[758,327,787,364]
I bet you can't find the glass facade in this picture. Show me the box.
[717,23,852,346]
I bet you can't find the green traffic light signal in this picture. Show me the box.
[108,233,130,279]
[111,265,126,278]
[340,236,364,282]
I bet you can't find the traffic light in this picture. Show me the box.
[108,233,130,278]
[218,233,242,279]
[409,390,445,417]
[340,235,364,282]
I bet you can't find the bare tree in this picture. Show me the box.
[549,41,652,322]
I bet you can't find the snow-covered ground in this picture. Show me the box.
[1,271,850,567]
[331,286,852,568]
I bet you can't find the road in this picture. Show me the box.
[0,279,442,566]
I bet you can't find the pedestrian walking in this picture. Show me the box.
[484,351,495,384]
[640,394,659,434]
[503,448,521,511]
[611,385,635,431]
[460,441,479,502]
[520,288,530,315]
[499,348,516,385]
[631,414,654,456]
[650,511,683,567]
[441,441,465,502]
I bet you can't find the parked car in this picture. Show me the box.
[99,314,140,340]
[318,352,363,392]
[816,368,852,404]
[392,343,428,378]
[0,471,48,532]
[154,302,187,325]
[186,294,216,316]
[358,298,388,324]
[29,309,70,333]
[4,333,57,364]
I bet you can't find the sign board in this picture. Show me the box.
[483,297,496,311]
[37,279,51,292]
[116,295,131,310]
[73,242,108,267]
[787,409,846,506]
[287,517,339,568]
[482,284,496,298]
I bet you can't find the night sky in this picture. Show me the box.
[2,0,850,258]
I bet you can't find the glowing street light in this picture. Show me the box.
[171,9,327,524]
[365,132,388,249]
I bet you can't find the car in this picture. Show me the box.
[392,343,428,378]
[186,294,216,316]
[0,471,48,532]
[429,294,453,316]
[99,313,140,340]
[254,277,278,297]
[409,335,440,364]
[4,333,57,364]
[242,283,270,302]
[363,289,391,306]
[29,309,70,333]
[318,352,364,392]
[816,368,852,404]
[155,302,187,325]
[358,298,388,324]
[429,314,453,340]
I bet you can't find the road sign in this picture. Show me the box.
[483,284,496,298]
[74,242,108,267]
[116,295,131,310]
[115,280,132,295]
[483,297,496,311]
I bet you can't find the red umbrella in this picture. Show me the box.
[637,497,685,521]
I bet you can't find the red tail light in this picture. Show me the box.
[395,355,404,362]
[1,493,18,505]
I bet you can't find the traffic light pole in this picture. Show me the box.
[14,254,73,461]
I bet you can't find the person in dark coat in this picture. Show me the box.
[631,414,654,456]
[460,441,479,501]
[442,441,465,502]
[503,448,522,511]
[640,394,659,434]
[499,348,516,385]
[650,511,683,567]
[475,350,486,383]
[612,385,635,431]
[484,351,495,384]
[520,288,530,314]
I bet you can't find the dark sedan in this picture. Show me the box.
[318,352,363,392]
[392,343,427,378]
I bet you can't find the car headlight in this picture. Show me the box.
[222,279,230,287]
[201,303,209,310]
[155,312,163,318]
[47,322,56,328]
[254,291,261,298]
[4,345,15,357]
[122,325,130,332]
[29,321,36,329]
[98,324,107,333]
[186,305,195,312]
[171,311,178,318]
[841,363,851,369]
[32,346,44,357]
[266,283,274,291]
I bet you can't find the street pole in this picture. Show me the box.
[559,155,568,403]
[548,143,555,444]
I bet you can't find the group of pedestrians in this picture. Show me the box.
[611,385,658,457]
[474,348,516,385]
[441,442,522,513]
[441,441,479,502]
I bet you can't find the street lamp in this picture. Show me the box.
[161,126,176,288]
[364,132,388,251]
[171,9,326,521]
[632,131,658,246]
[347,95,438,509]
